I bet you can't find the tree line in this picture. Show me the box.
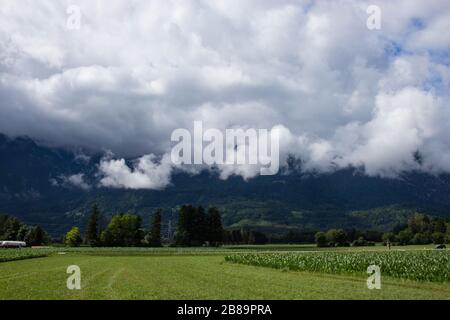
[4,207,449,248]
[382,213,449,246]
[0,215,50,246]
[314,213,450,247]
[64,204,226,247]
[64,204,276,247]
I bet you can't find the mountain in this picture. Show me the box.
[1,133,450,237]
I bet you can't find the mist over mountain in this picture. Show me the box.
[1,133,450,237]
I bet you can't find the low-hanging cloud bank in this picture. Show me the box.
[1,0,450,189]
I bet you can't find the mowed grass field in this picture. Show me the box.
[0,245,449,300]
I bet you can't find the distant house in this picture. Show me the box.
[0,241,27,248]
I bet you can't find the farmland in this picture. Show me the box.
[225,250,450,282]
[0,248,52,263]
[0,245,449,300]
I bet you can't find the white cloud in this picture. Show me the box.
[98,153,173,189]
[337,88,443,176]
[54,173,91,190]
[1,0,450,188]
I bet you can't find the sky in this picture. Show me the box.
[1,0,450,189]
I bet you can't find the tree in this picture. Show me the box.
[315,232,328,247]
[145,209,162,247]
[408,213,430,234]
[326,229,347,246]
[16,225,30,241]
[85,204,100,246]
[363,230,383,242]
[205,207,223,246]
[382,232,395,244]
[397,229,413,245]
[174,205,225,247]
[0,215,50,245]
[17,225,49,246]
[192,206,207,245]
[0,215,21,240]
[411,232,430,245]
[345,228,362,242]
[431,218,447,234]
[334,229,348,246]
[65,227,82,247]
[431,232,445,245]
[446,223,450,244]
[175,205,195,246]
[352,237,368,247]
[29,225,47,246]
[175,205,207,246]
[248,231,268,245]
[230,229,243,244]
[100,213,143,247]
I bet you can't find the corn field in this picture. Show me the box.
[225,250,450,282]
[0,248,51,262]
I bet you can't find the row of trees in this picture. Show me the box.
[64,205,160,247]
[315,229,361,247]
[314,229,386,247]
[314,214,450,247]
[0,215,50,246]
[65,205,224,247]
[382,214,450,245]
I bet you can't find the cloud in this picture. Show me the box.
[1,0,450,188]
[333,87,445,176]
[51,173,91,190]
[98,153,173,190]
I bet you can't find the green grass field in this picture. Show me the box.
[0,245,449,300]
